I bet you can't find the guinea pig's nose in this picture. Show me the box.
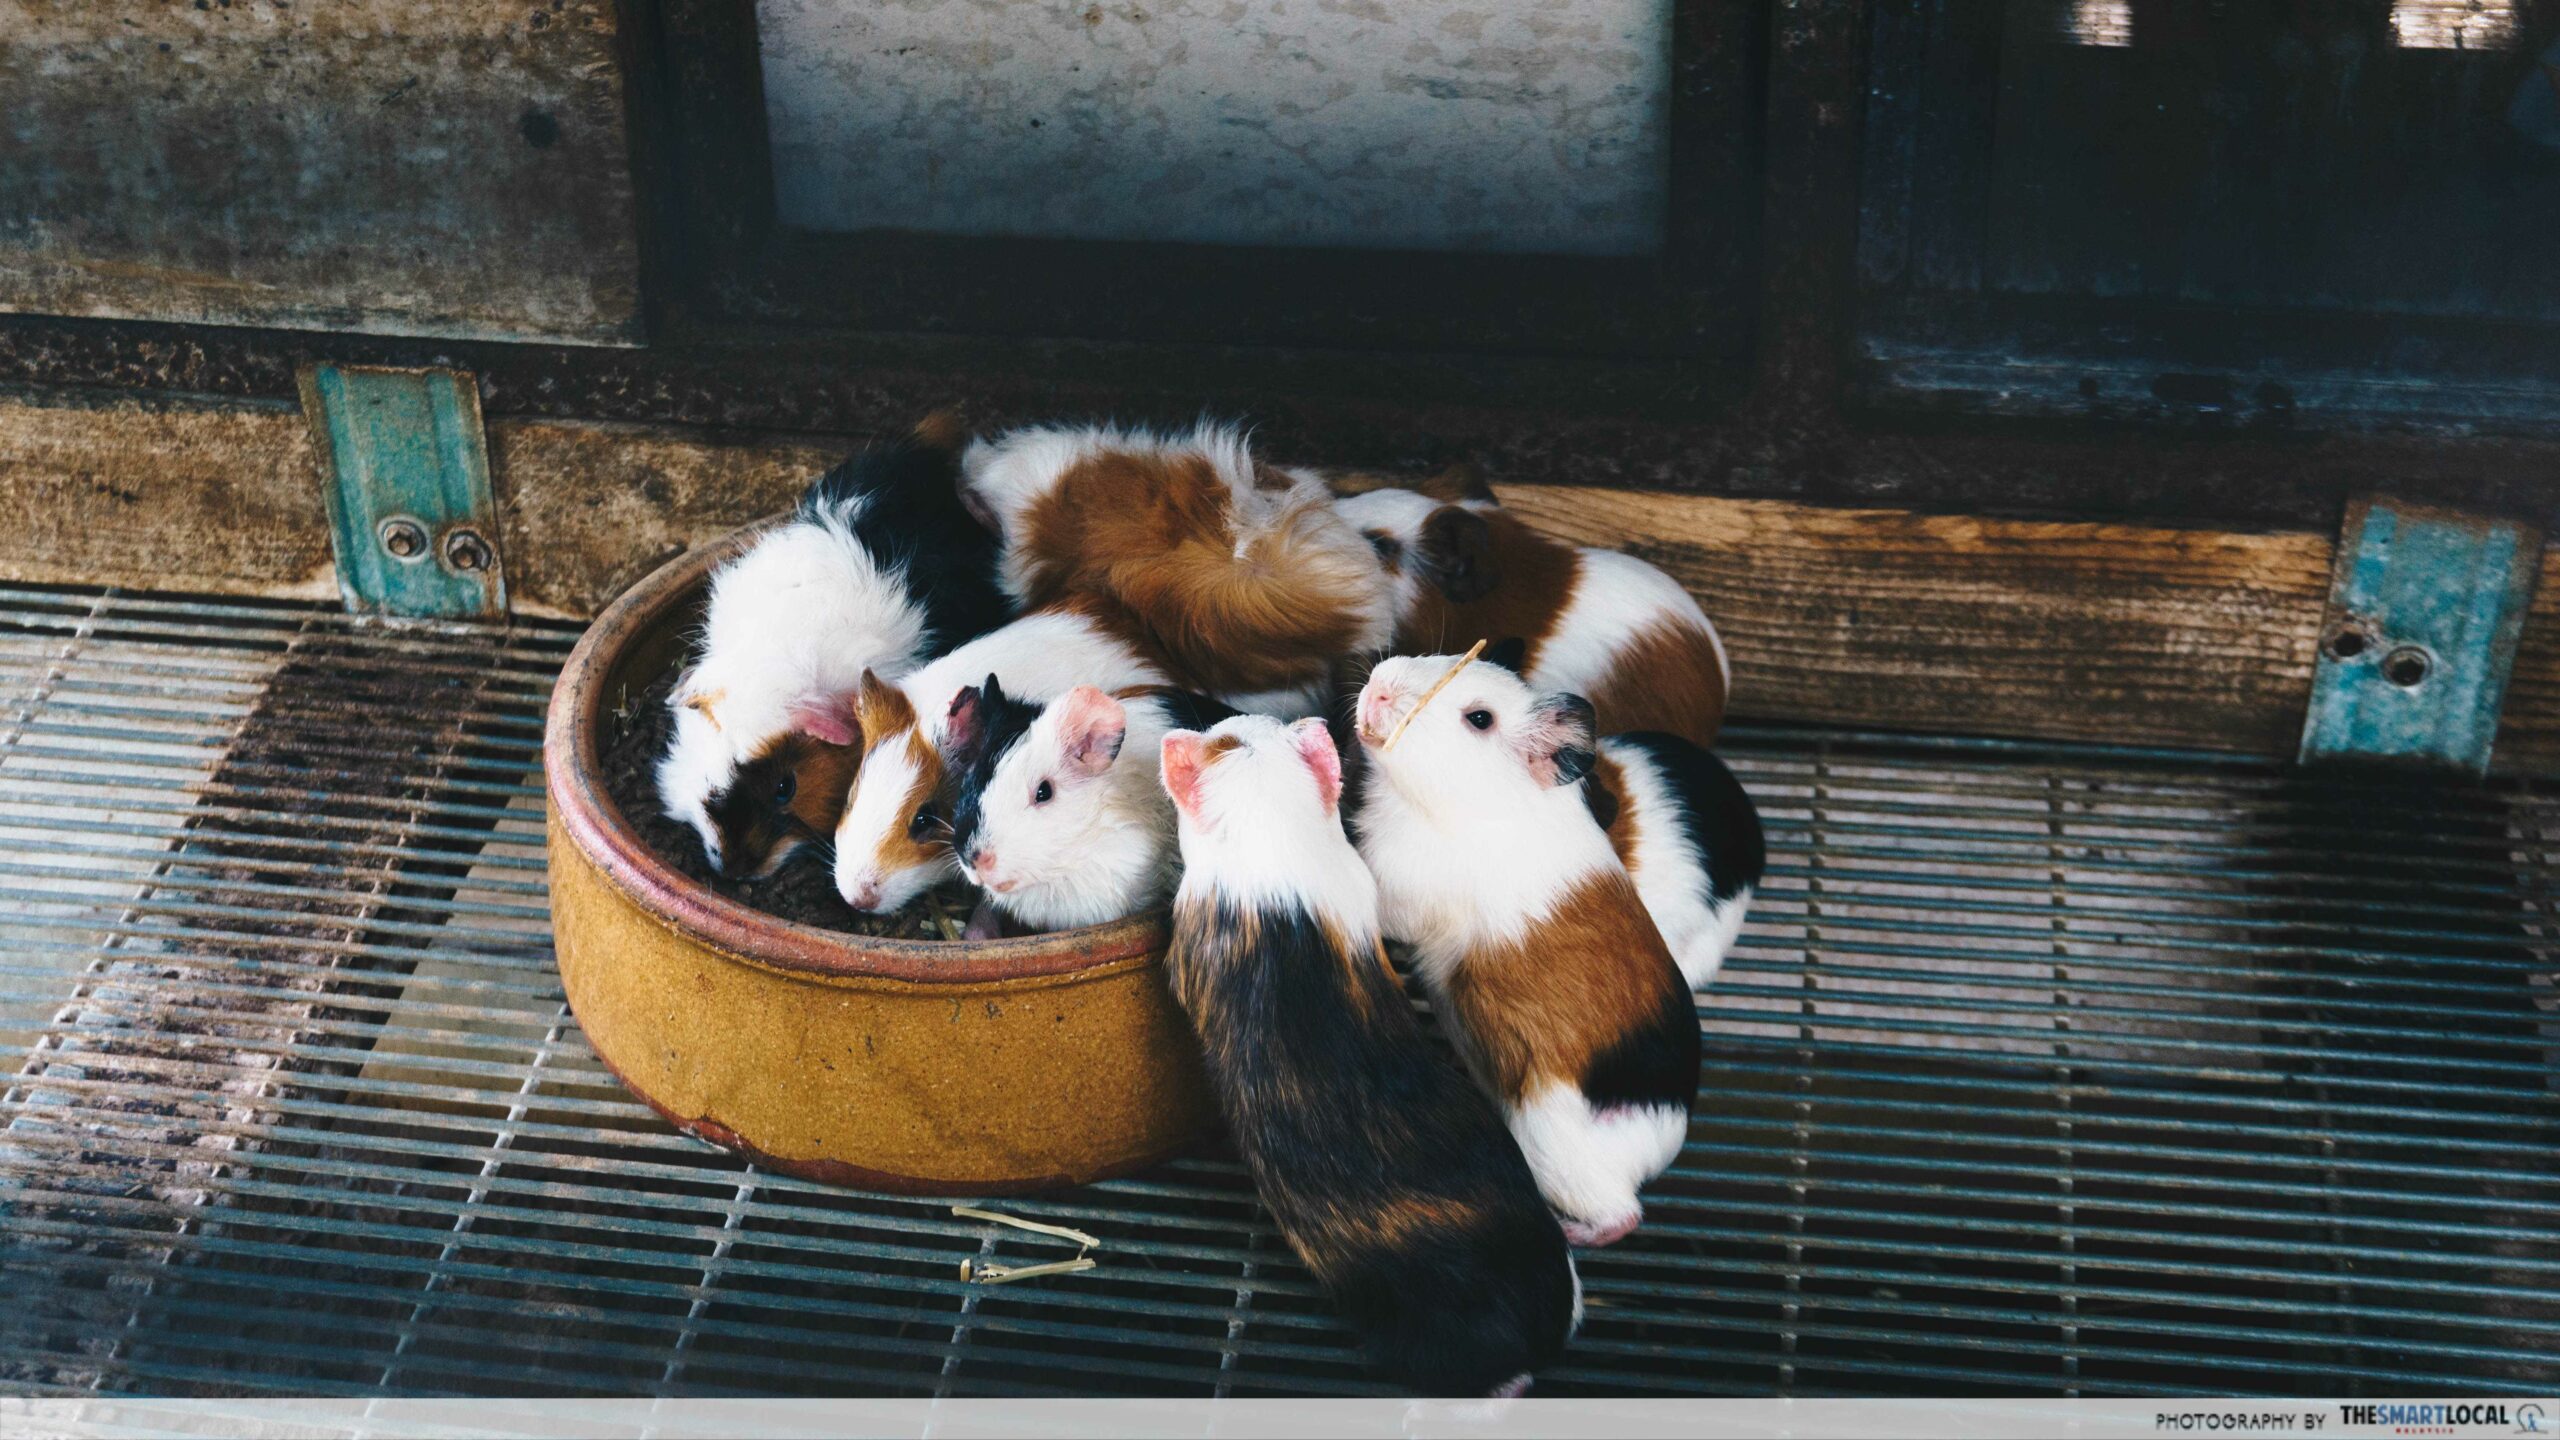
[966,846,995,877]
[846,879,883,911]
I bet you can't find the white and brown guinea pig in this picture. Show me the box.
[1352,654,1699,1248]
[1158,714,1579,1396]
[957,422,1393,717]
[831,610,1168,916]
[659,415,1008,880]
[1470,647,1766,991]
[1333,472,1729,746]
[944,677,1238,934]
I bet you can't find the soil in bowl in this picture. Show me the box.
[597,670,977,939]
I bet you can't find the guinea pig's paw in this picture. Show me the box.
[1562,1209,1642,1249]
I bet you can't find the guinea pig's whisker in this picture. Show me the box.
[1380,639,1486,752]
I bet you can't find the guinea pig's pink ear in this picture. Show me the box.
[1054,686,1128,780]
[1517,692,1598,788]
[787,691,861,749]
[955,453,1003,538]
[1159,730,1208,818]
[943,684,987,761]
[1287,718,1343,814]
[1414,505,1498,604]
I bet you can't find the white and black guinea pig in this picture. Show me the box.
[658,414,1009,880]
[1334,474,1729,746]
[1472,644,1765,991]
[1352,654,1699,1247]
[1159,714,1580,1397]
[957,422,1392,716]
[943,677,1237,934]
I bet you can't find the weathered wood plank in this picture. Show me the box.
[11,394,2560,774]
[0,2,641,345]
[2491,547,2560,777]
[0,390,333,598]
[1499,484,2333,758]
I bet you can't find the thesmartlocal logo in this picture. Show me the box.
[2336,1403,2531,1435]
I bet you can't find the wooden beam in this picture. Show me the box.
[6,391,2557,774]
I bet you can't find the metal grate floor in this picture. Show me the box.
[1,584,2555,1398]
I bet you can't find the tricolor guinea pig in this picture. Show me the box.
[1351,654,1699,1247]
[658,415,1008,880]
[1467,645,1766,992]
[1159,714,1580,1397]
[1333,477,1729,746]
[831,610,1167,916]
[943,678,1234,933]
[958,422,1393,716]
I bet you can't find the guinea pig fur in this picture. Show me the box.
[1584,734,1766,991]
[944,677,1235,933]
[1469,647,1767,993]
[1351,655,1700,1248]
[831,609,1168,916]
[658,417,1006,880]
[660,415,1008,876]
[957,421,1393,716]
[1334,483,1731,747]
[1159,714,1580,1396]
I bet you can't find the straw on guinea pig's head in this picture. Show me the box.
[1355,654,1595,804]
[1162,714,1342,839]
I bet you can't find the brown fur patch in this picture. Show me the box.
[1587,753,1637,873]
[1584,617,1728,747]
[1400,509,1579,667]
[1442,871,1681,1101]
[783,737,862,837]
[872,730,951,873]
[1200,733,1244,764]
[909,408,967,453]
[684,688,725,732]
[1016,451,1376,697]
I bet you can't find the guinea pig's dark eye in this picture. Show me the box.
[1465,709,1494,732]
[772,772,797,804]
[908,803,939,839]
[1033,779,1055,805]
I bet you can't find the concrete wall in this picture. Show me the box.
[0,1,644,345]
[758,0,1674,255]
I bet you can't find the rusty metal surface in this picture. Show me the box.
[0,1,642,345]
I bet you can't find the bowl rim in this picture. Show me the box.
[542,518,1168,985]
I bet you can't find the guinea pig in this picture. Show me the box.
[658,415,1008,880]
[1351,653,1699,1247]
[831,610,1168,916]
[1583,733,1765,991]
[957,421,1393,716]
[1159,713,1581,1395]
[943,678,1234,933]
[1333,478,1730,746]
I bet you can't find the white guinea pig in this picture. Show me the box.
[943,678,1235,933]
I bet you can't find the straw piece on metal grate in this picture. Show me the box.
[953,1204,1104,1285]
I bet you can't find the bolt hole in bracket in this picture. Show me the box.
[2299,495,2543,775]
[299,363,508,622]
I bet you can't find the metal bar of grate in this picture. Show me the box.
[0,581,2554,1398]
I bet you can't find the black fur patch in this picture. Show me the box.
[1151,688,1243,735]
[1608,732,1766,903]
[1165,897,1578,1395]
[945,676,1043,860]
[1579,968,1702,1113]
[799,432,1011,653]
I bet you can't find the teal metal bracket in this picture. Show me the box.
[2298,495,2543,774]
[298,363,507,621]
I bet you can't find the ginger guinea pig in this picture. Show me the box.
[1160,714,1580,1396]
[1351,653,1699,1247]
[958,421,1392,716]
[1334,479,1729,747]
[658,416,1007,880]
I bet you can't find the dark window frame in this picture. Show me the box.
[1854,0,2560,436]
[646,0,1766,400]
